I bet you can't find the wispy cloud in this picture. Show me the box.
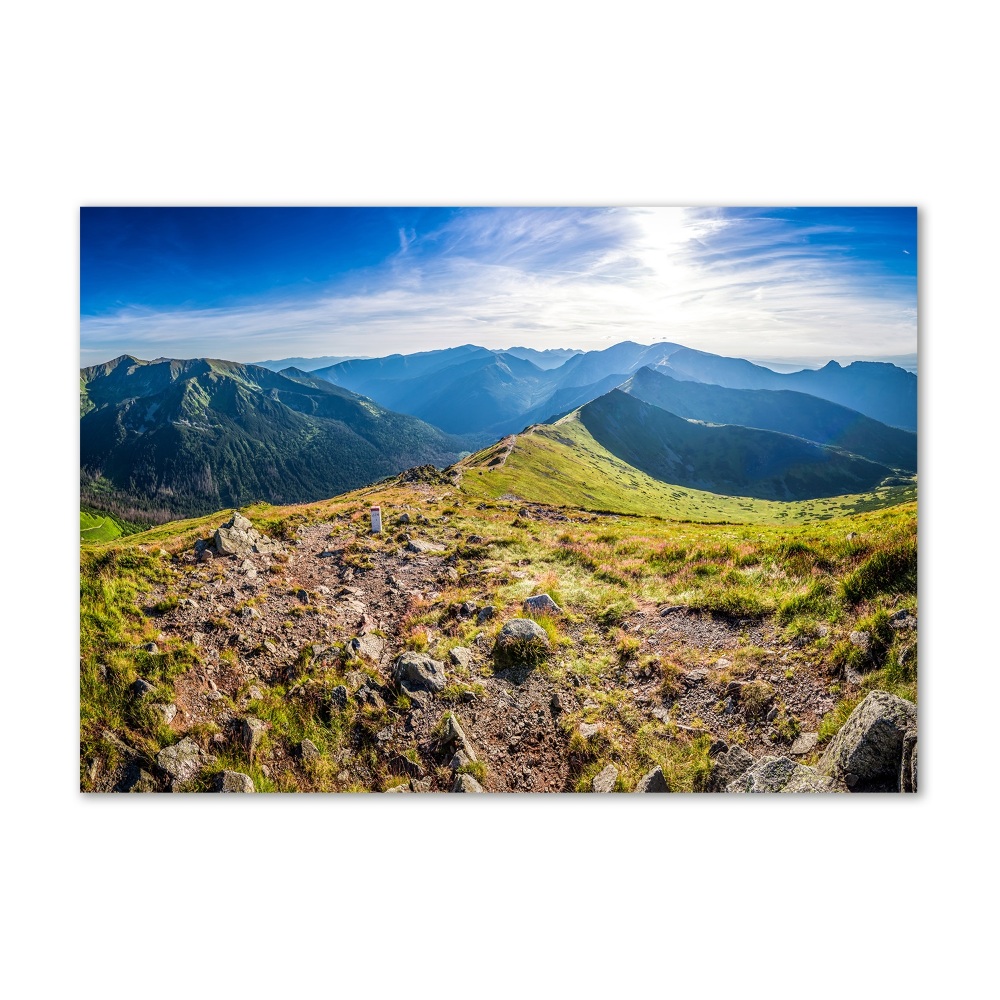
[80,207,917,366]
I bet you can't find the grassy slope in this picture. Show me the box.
[458,414,916,523]
[80,511,123,543]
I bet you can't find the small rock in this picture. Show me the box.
[476,606,497,624]
[592,763,618,793]
[459,601,478,617]
[766,707,779,723]
[330,685,349,710]
[296,588,310,604]
[215,770,255,793]
[152,703,177,725]
[198,549,215,563]
[393,652,447,693]
[406,539,445,554]
[131,678,156,699]
[790,732,819,756]
[398,512,411,525]
[634,766,668,793]
[659,605,687,616]
[376,727,394,742]
[449,751,473,771]
[440,714,477,762]
[523,593,562,615]
[550,691,569,715]
[238,717,267,757]
[247,686,264,701]
[448,647,473,669]
[156,737,207,785]
[384,783,411,793]
[300,739,321,762]
[141,642,159,655]
[579,722,603,739]
[452,773,484,793]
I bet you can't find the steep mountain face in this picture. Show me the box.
[622,366,917,472]
[80,356,467,519]
[577,390,896,501]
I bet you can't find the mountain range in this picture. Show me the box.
[307,340,917,438]
[80,340,917,527]
[80,356,468,521]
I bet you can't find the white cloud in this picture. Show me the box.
[81,207,918,366]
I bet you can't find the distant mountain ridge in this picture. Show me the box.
[306,340,917,437]
[577,389,898,501]
[80,356,468,521]
[621,366,917,472]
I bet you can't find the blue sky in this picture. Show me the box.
[80,207,917,367]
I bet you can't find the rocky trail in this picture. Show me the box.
[97,497,918,794]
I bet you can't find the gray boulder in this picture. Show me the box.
[406,539,445,554]
[214,770,255,793]
[452,773,484,793]
[448,646,473,669]
[238,717,267,757]
[393,652,447,693]
[708,745,755,791]
[214,512,283,559]
[592,763,618,793]
[634,766,669,792]
[727,755,835,793]
[439,713,477,762]
[901,729,918,793]
[818,690,917,791]
[156,737,209,787]
[495,618,549,652]
[790,732,819,756]
[523,593,562,615]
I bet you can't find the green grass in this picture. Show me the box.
[80,510,124,543]
[459,413,916,524]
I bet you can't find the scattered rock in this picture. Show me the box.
[849,630,871,654]
[727,756,814,793]
[459,601,478,617]
[495,618,550,658]
[152,703,177,725]
[141,642,159,655]
[523,593,562,615]
[766,706,779,723]
[295,588,310,603]
[439,713,477,762]
[237,717,267,757]
[300,739,321,762]
[449,751,473,771]
[393,652,447,693]
[708,745,755,792]
[131,678,156,699]
[330,685,349,710]
[247,685,264,702]
[660,605,688,616]
[384,783,410,793]
[592,763,618,793]
[448,646,473,669]
[214,770,255,793]
[156,737,209,787]
[452,773,484,793]
[634,766,668,792]
[790,732,819,756]
[818,690,917,792]
[476,606,497,624]
[901,728,918,793]
[198,549,215,563]
[214,512,284,558]
[578,722,603,739]
[406,539,445,554]
[398,513,411,525]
